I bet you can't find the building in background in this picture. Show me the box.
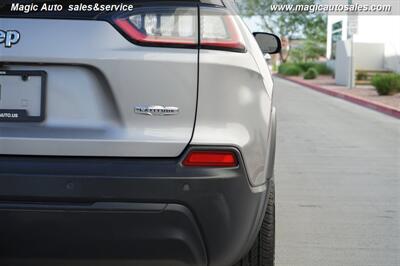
[327,14,400,86]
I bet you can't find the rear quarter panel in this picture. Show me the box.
[193,49,273,186]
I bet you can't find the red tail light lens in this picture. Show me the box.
[113,7,198,47]
[112,6,245,52]
[200,7,245,52]
[183,150,238,167]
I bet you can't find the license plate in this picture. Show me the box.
[0,70,46,122]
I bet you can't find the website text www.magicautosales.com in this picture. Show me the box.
[6,1,398,15]
[270,3,392,14]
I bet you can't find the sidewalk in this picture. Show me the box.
[276,75,400,119]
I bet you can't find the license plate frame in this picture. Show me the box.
[0,70,46,122]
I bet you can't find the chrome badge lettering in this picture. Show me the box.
[135,105,179,116]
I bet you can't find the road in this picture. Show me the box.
[273,77,400,266]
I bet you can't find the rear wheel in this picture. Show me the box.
[234,182,275,266]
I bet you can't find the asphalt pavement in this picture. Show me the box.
[273,77,400,266]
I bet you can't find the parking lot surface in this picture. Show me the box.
[273,77,400,266]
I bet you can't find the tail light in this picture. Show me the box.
[200,7,245,52]
[112,6,245,52]
[113,7,198,47]
[183,150,238,167]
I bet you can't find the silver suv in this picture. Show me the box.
[0,1,280,266]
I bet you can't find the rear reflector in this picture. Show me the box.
[183,150,238,167]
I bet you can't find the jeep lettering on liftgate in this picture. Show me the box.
[0,30,20,47]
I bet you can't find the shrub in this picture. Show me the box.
[278,63,302,76]
[313,63,333,75]
[371,73,400,95]
[356,71,368,81]
[293,62,333,75]
[284,65,302,76]
[278,63,291,74]
[303,67,318,80]
[296,62,315,72]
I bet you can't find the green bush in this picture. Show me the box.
[296,62,315,72]
[303,67,318,80]
[371,74,400,95]
[277,63,291,74]
[289,62,333,75]
[279,62,332,77]
[313,63,333,75]
[284,65,302,76]
[278,63,302,76]
[356,71,368,81]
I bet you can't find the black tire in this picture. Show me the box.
[234,182,275,266]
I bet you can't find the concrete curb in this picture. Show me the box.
[276,75,400,119]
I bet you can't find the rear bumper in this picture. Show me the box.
[0,147,271,266]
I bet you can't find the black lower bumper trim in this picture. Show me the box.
[0,202,206,266]
[0,147,269,266]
